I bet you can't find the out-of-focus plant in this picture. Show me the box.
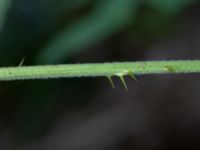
[36,0,196,64]
[37,0,138,63]
[147,0,194,16]
[0,0,12,30]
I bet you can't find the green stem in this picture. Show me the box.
[0,60,200,81]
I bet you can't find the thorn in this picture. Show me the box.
[107,76,115,89]
[119,75,128,90]
[128,71,138,82]
[18,57,25,66]
[164,66,176,73]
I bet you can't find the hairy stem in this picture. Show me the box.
[0,60,200,81]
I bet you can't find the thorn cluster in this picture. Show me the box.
[107,71,137,90]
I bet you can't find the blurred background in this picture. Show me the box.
[0,0,200,149]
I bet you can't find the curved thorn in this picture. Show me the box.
[107,76,115,89]
[128,71,138,82]
[119,75,128,90]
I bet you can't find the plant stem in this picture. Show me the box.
[0,60,200,81]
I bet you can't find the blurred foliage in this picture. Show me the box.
[0,0,12,30]
[37,0,195,64]
[37,0,138,63]
[0,0,198,139]
[147,0,194,15]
